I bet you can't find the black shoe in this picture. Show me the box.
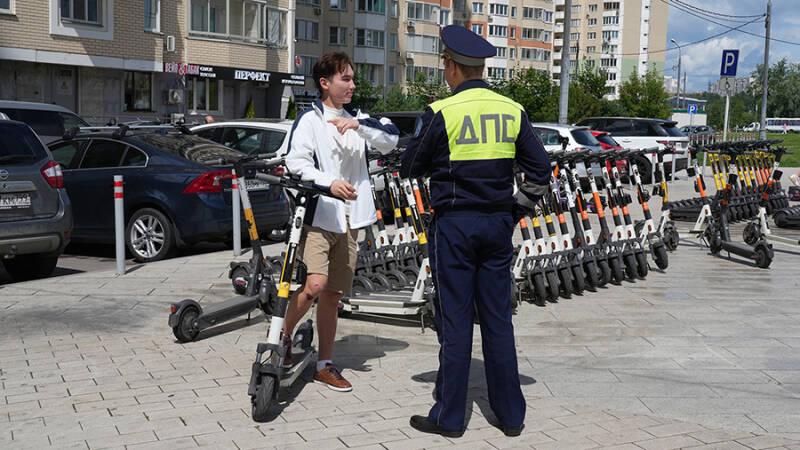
[502,424,524,437]
[409,415,464,438]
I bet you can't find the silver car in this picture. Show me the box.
[0,118,73,282]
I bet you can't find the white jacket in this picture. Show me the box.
[286,100,399,233]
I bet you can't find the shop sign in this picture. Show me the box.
[235,70,271,82]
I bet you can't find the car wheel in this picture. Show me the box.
[126,208,175,263]
[2,254,59,282]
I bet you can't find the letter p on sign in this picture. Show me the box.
[720,49,739,77]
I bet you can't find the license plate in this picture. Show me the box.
[0,193,31,209]
[244,179,270,191]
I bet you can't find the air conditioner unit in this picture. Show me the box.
[487,16,493,22]
[165,35,176,52]
[166,89,184,105]
[406,20,416,27]
[314,7,321,15]
[406,51,415,59]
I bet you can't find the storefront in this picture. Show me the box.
[161,62,308,122]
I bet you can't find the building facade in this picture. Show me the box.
[0,0,301,123]
[552,0,667,98]
[708,76,753,97]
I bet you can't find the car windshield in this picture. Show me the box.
[571,128,601,146]
[661,122,685,137]
[595,134,619,147]
[0,123,48,163]
[136,133,244,165]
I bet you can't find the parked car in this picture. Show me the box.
[743,122,760,132]
[0,118,73,282]
[574,117,690,183]
[191,119,293,157]
[47,127,290,262]
[589,130,628,180]
[531,123,604,188]
[0,100,89,144]
[680,125,714,136]
[374,111,424,149]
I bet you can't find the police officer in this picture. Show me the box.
[400,25,551,438]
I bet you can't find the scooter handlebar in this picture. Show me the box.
[253,173,341,199]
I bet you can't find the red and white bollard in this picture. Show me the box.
[232,169,241,257]
[114,175,125,275]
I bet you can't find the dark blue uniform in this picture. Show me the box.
[400,27,550,432]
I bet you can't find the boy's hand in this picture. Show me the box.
[328,118,359,135]
[331,179,358,200]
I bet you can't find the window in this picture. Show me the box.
[356,0,384,13]
[603,16,618,25]
[602,30,618,40]
[454,0,465,11]
[604,2,620,10]
[586,46,596,53]
[186,78,222,112]
[144,0,159,31]
[495,46,506,58]
[298,0,320,5]
[407,2,441,23]
[407,65,443,82]
[588,18,596,26]
[585,59,595,67]
[509,27,515,39]
[0,0,11,13]
[489,3,507,16]
[124,72,152,112]
[471,23,483,35]
[389,66,396,83]
[330,0,346,9]
[266,9,287,47]
[356,29,384,48]
[570,32,579,41]
[509,47,515,59]
[471,2,482,14]
[189,0,285,45]
[190,0,226,33]
[389,33,397,50]
[295,55,317,76]
[80,140,127,169]
[440,9,449,24]
[329,26,346,45]
[296,19,319,41]
[522,28,532,40]
[525,7,552,22]
[511,6,516,17]
[571,5,581,13]
[406,33,439,53]
[587,31,596,40]
[391,0,397,16]
[122,148,147,167]
[570,19,580,27]
[509,69,514,79]
[604,44,618,53]
[588,4,597,12]
[601,58,617,67]
[50,141,86,169]
[61,0,100,24]
[533,128,562,146]
[356,64,380,84]
[569,46,578,54]
[520,48,550,61]
[487,67,506,79]
[221,128,264,155]
[488,25,507,37]
[522,7,533,19]
[607,72,616,81]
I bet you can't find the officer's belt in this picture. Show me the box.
[435,204,512,217]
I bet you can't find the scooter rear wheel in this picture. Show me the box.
[754,242,773,269]
[635,251,649,278]
[623,253,637,280]
[597,258,611,286]
[530,272,547,306]
[570,264,585,295]
[584,260,601,289]
[653,243,669,270]
[663,224,680,251]
[251,374,276,422]
[609,255,625,285]
[558,267,573,299]
[172,305,200,343]
[545,270,560,302]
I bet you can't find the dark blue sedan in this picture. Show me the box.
[48,128,290,262]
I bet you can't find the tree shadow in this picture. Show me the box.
[258,334,410,421]
[411,358,537,429]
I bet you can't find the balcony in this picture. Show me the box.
[555,0,565,5]
[555,23,563,32]
[553,64,561,73]
[555,11,564,20]
[603,9,620,17]
[554,38,563,47]
[553,51,562,60]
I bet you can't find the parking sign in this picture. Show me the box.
[720,50,739,77]
[688,105,697,114]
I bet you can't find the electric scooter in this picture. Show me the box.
[246,171,342,422]
[169,154,296,342]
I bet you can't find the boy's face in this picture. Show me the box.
[321,64,356,105]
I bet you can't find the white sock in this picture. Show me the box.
[316,360,332,372]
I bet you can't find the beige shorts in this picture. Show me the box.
[298,223,359,294]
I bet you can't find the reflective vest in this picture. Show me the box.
[430,88,524,162]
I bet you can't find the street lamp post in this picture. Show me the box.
[670,38,682,109]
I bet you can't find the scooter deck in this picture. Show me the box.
[341,290,426,315]
[280,346,316,387]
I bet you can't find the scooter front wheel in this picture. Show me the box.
[663,224,680,251]
[623,252,637,280]
[571,264,585,295]
[558,267,573,299]
[653,243,669,270]
[530,272,547,306]
[545,270,560,302]
[597,258,611,286]
[754,242,773,269]
[635,250,649,278]
[251,374,276,422]
[609,255,624,285]
[172,305,200,343]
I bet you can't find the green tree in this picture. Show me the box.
[350,69,382,111]
[374,84,426,112]
[406,71,451,106]
[618,65,671,119]
[243,97,255,119]
[285,96,297,120]
[493,69,558,122]
[568,65,616,123]
[750,58,800,118]
[706,93,756,130]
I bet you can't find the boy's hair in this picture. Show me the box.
[313,52,353,93]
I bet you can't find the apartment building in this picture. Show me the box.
[552,0,667,98]
[0,0,301,122]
